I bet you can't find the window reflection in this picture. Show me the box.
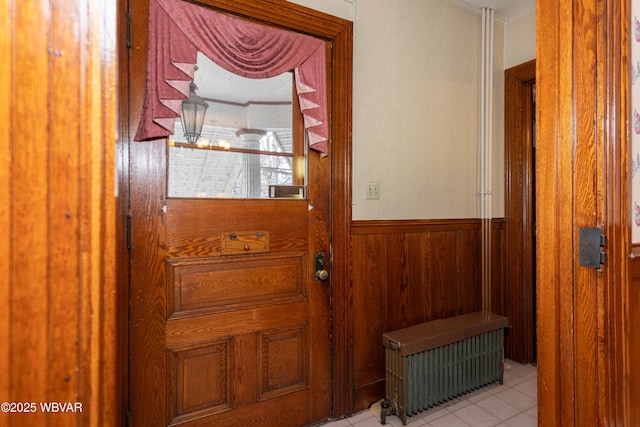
[167,53,306,199]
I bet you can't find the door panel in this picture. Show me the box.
[160,198,330,427]
[158,190,330,427]
[130,139,331,427]
[167,253,307,317]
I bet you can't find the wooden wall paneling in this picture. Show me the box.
[85,2,119,423]
[0,0,8,422]
[572,0,599,424]
[427,230,461,319]
[491,219,506,317]
[536,0,617,424]
[95,1,119,422]
[401,232,427,326]
[11,4,50,426]
[1,0,117,425]
[352,233,387,407]
[51,1,82,418]
[384,234,408,329]
[350,219,500,412]
[457,228,482,314]
[602,0,631,423]
[537,1,577,423]
[352,235,389,378]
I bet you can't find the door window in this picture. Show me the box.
[168,53,306,199]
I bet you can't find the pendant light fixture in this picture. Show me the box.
[180,81,209,144]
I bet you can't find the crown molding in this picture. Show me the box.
[443,0,534,23]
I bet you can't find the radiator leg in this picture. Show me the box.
[380,399,397,425]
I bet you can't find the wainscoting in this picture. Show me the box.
[350,218,506,411]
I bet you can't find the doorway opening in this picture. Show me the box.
[504,59,536,364]
[117,1,354,425]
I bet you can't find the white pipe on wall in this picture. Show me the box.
[480,7,494,314]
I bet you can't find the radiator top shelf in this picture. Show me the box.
[382,310,508,356]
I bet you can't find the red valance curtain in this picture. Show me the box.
[135,0,329,154]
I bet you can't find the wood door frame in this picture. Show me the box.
[504,59,536,364]
[536,0,631,424]
[118,0,353,422]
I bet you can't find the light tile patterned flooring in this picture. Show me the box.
[321,360,537,427]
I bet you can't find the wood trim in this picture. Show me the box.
[352,218,483,234]
[537,0,630,424]
[536,1,578,424]
[189,0,350,39]
[329,19,354,418]
[117,0,131,424]
[1,0,118,425]
[504,59,536,364]
[601,0,631,424]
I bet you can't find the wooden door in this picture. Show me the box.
[124,1,343,426]
[157,179,331,427]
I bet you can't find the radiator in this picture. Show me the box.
[380,311,508,425]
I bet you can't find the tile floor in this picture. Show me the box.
[321,360,537,427]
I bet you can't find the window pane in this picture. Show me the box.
[167,53,306,199]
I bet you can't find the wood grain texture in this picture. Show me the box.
[189,0,350,39]
[0,0,117,425]
[326,20,354,419]
[0,0,9,424]
[537,0,631,424]
[350,219,503,411]
[12,6,50,427]
[126,0,168,424]
[491,220,506,318]
[536,1,569,424]
[50,4,82,426]
[504,60,535,364]
[116,0,132,422]
[128,138,168,427]
[160,195,328,426]
[601,0,632,424]
[168,339,234,424]
[124,1,351,424]
[573,1,599,425]
[167,254,307,317]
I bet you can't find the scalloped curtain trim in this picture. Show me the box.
[134,0,329,154]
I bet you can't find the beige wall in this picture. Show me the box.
[288,0,534,220]
[504,10,536,70]
[288,0,354,21]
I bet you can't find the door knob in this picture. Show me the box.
[315,269,329,281]
[314,252,329,281]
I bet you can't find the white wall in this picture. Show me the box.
[493,17,505,218]
[287,0,354,21]
[287,0,534,220]
[353,0,484,219]
[504,10,536,70]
